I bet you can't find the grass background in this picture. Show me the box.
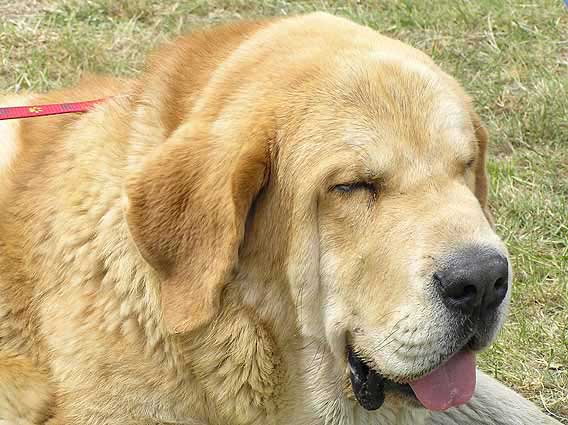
[1,0,566,421]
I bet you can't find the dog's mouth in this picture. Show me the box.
[347,346,477,411]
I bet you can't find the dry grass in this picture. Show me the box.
[1,0,566,421]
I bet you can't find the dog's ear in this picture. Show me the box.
[470,111,494,225]
[125,125,269,334]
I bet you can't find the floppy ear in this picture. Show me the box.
[125,125,269,334]
[470,111,494,225]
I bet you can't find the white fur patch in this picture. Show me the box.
[0,96,30,175]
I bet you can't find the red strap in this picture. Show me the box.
[0,98,107,121]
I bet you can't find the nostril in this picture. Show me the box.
[462,285,477,300]
[447,283,477,305]
[488,277,508,308]
[443,281,479,312]
[494,277,506,292]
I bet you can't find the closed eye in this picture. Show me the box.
[331,181,377,195]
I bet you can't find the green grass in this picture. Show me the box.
[1,0,567,421]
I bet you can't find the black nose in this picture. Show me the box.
[434,247,509,316]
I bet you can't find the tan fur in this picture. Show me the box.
[0,354,52,425]
[0,13,559,425]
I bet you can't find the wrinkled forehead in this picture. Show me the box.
[281,56,477,188]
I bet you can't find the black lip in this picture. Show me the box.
[347,347,416,411]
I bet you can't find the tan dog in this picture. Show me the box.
[0,13,560,425]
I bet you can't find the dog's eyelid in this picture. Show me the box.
[330,181,378,195]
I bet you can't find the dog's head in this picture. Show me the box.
[125,14,510,414]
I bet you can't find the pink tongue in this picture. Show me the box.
[409,351,476,411]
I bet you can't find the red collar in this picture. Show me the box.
[0,98,107,120]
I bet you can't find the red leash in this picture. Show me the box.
[0,98,106,120]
